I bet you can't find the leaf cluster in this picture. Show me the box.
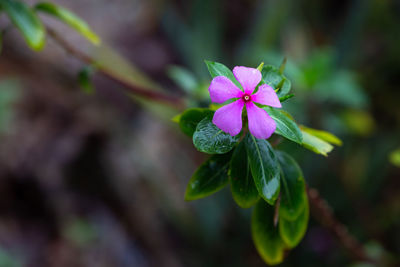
[174,60,342,265]
[0,0,99,51]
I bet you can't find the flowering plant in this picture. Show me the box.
[0,0,388,265]
[175,60,341,265]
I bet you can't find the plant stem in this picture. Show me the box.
[307,186,378,264]
[46,26,186,110]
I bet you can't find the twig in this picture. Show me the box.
[307,186,378,264]
[46,27,186,109]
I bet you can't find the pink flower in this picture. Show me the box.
[209,66,282,139]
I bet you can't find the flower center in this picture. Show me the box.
[242,94,251,102]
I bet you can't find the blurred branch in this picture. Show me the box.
[307,187,378,264]
[46,26,186,109]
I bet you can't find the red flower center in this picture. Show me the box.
[242,94,251,102]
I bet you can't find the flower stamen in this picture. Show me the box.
[243,94,251,102]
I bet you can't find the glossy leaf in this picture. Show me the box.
[35,2,100,45]
[261,65,291,97]
[279,94,294,103]
[193,116,239,154]
[301,130,334,156]
[245,134,280,205]
[265,107,303,144]
[204,60,242,89]
[1,0,45,50]
[229,141,260,208]
[300,125,342,146]
[178,108,213,137]
[277,151,306,220]
[252,200,286,265]
[185,153,231,200]
[279,196,309,248]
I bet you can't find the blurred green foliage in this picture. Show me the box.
[0,79,20,133]
[389,148,400,167]
[0,249,21,267]
[63,218,98,247]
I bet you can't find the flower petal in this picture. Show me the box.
[246,102,276,139]
[233,66,262,94]
[251,84,282,108]
[209,76,243,103]
[213,99,244,136]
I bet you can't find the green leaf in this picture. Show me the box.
[315,71,367,109]
[277,151,306,220]
[185,153,231,200]
[301,130,334,156]
[300,125,342,146]
[279,94,294,103]
[171,113,181,123]
[256,62,264,71]
[204,60,242,89]
[229,141,260,208]
[167,65,198,93]
[261,65,291,98]
[265,107,303,144]
[178,108,213,137]
[389,148,400,167]
[340,109,374,136]
[1,0,46,50]
[279,57,287,74]
[193,116,239,154]
[78,65,96,94]
[252,200,286,265]
[245,134,280,205]
[279,197,309,248]
[35,2,100,45]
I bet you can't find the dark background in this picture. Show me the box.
[0,0,399,266]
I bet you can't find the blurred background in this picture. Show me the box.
[0,0,399,266]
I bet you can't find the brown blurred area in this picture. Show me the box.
[0,1,203,266]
